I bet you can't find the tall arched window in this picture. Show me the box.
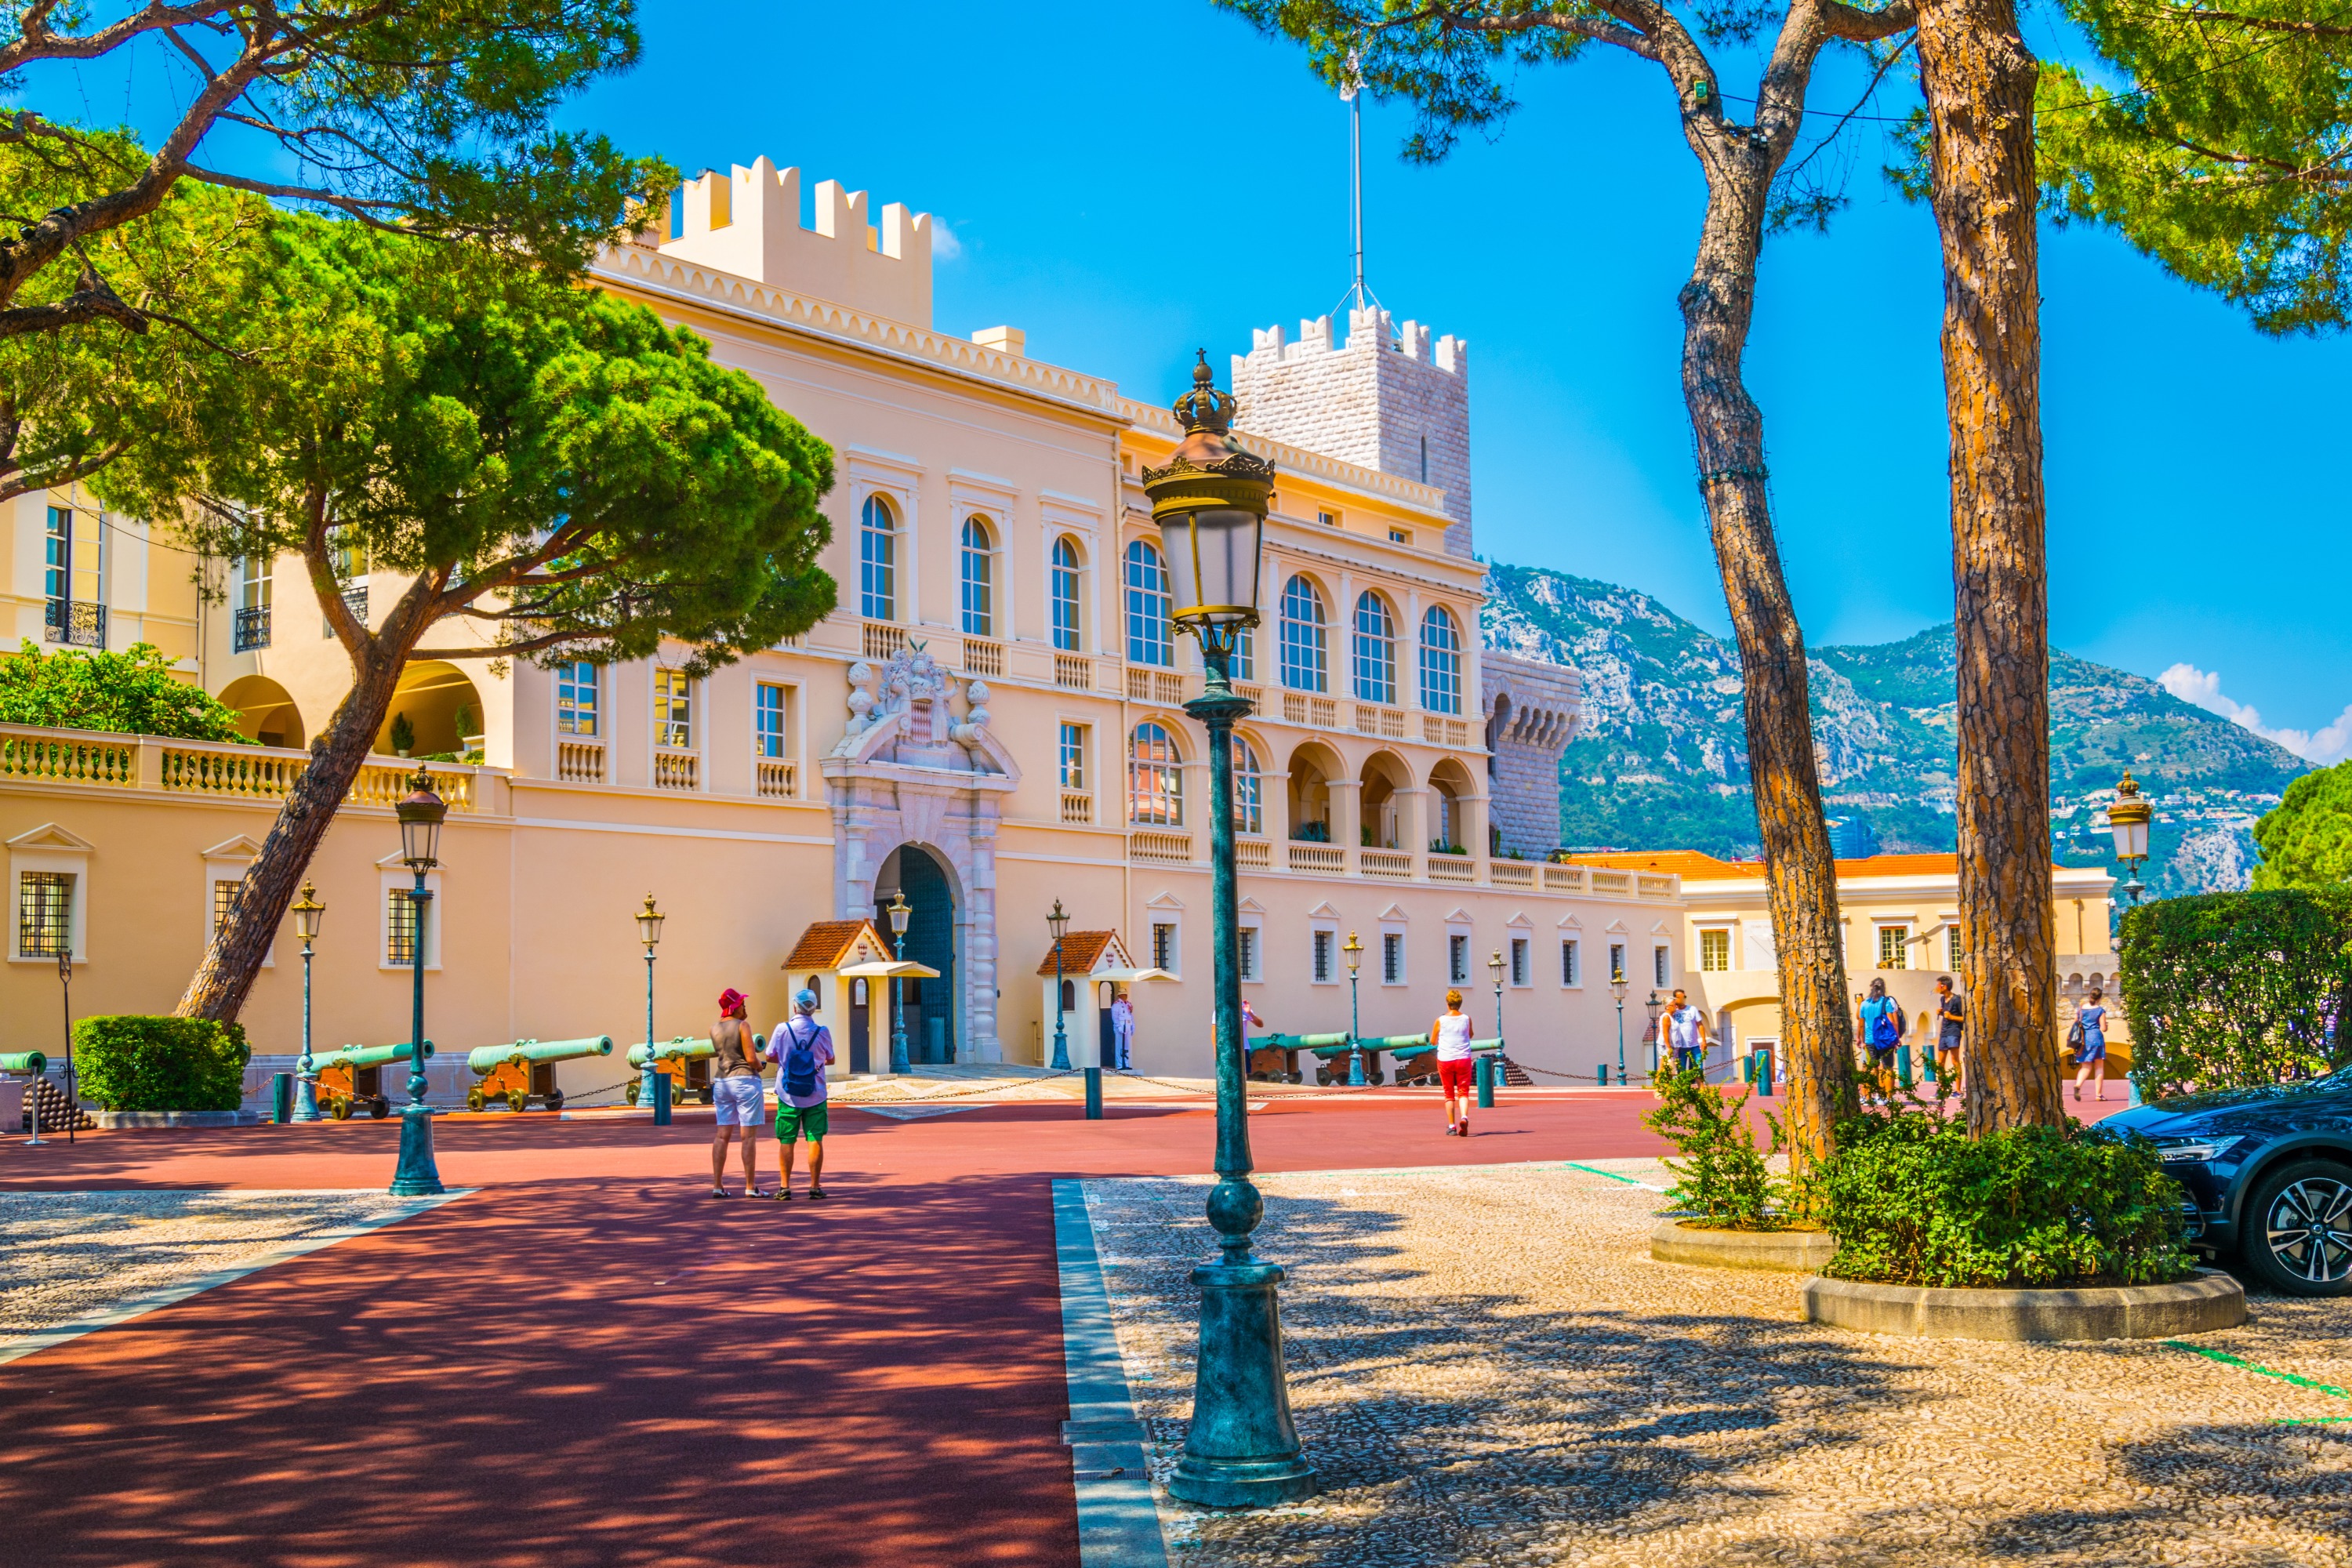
[1051,536,1083,652]
[1127,721,1184,826]
[1233,735,1264,836]
[1279,575,1327,692]
[1419,605,1463,714]
[859,495,897,621]
[959,517,994,637]
[1125,540,1171,668]
[1352,591,1396,704]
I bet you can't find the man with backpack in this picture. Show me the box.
[764,989,836,1201]
[1855,978,1907,1105]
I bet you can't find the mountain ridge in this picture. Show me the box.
[1480,563,2307,898]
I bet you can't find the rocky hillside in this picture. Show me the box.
[1482,564,2307,898]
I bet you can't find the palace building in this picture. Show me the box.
[0,158,2111,1100]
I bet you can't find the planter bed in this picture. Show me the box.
[1800,1269,2246,1341]
[1650,1218,1835,1273]
[92,1109,261,1129]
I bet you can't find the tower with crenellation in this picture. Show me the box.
[655,156,934,328]
[1229,306,1472,557]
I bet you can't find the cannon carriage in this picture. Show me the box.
[1247,1032,1347,1083]
[1308,1034,1428,1086]
[313,1040,431,1120]
[624,1038,719,1106]
[465,1036,613,1112]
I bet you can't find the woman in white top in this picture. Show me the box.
[1430,988,1477,1137]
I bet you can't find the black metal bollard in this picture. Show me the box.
[271,1072,293,1124]
[1083,1066,1102,1120]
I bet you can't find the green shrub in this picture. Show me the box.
[2119,887,2352,1095]
[389,711,416,753]
[0,641,249,741]
[1811,1109,2195,1287]
[1642,1065,1797,1229]
[74,1016,251,1112]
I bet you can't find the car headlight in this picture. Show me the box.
[2157,1135,2247,1164]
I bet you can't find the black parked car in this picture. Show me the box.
[2107,1068,2352,1295]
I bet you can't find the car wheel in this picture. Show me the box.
[2241,1159,2352,1297]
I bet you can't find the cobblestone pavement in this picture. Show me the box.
[0,1190,437,1342]
[1087,1162,2352,1568]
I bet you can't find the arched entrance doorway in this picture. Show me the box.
[376,661,485,759]
[877,844,959,1065]
[220,675,306,750]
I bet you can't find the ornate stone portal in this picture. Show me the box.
[822,641,1018,1062]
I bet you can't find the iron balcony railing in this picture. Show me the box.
[42,599,104,648]
[233,605,271,652]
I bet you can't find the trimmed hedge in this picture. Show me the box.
[1641,1065,1797,1229]
[74,1016,250,1112]
[2118,887,2352,1096]
[1811,1109,2195,1289]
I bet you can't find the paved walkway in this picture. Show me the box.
[0,1092,1695,1568]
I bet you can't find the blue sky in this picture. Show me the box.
[25,0,2352,760]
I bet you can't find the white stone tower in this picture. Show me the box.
[1229,306,1472,557]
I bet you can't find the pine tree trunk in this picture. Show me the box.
[176,604,424,1023]
[1679,158,1857,1164]
[1915,0,2066,1132]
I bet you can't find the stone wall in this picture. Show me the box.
[1482,653,1582,858]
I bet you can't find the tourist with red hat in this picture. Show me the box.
[709,987,767,1198]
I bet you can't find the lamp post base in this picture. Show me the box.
[390,1103,445,1196]
[292,1082,320,1123]
[1166,1259,1318,1510]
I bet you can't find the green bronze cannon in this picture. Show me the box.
[1308,1033,1425,1086]
[314,1040,433,1120]
[1247,1032,1346,1084]
[624,1037,719,1106]
[465,1036,612,1112]
[0,1051,49,1076]
[1387,1036,1503,1086]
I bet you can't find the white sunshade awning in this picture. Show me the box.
[1091,967,1176,983]
[837,960,943,980]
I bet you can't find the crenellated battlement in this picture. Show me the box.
[1231,305,1474,557]
[655,157,932,328]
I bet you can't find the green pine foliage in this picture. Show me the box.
[1642,1065,1798,1230]
[1812,1110,2197,1288]
[2118,887,2352,1093]
[74,1016,252,1112]
[0,641,249,742]
[2252,760,2352,890]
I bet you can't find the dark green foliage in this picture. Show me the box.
[2118,888,2352,1094]
[74,1016,252,1112]
[1644,1065,1797,1229]
[1813,1109,2197,1287]
[2253,760,2352,891]
[389,713,416,753]
[0,641,249,742]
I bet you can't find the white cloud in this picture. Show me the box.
[931,218,963,263]
[2158,663,2352,765]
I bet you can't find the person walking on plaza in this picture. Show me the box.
[708,988,766,1200]
[1855,978,1906,1105]
[1931,975,1965,1094]
[1109,986,1135,1071]
[765,988,836,1199]
[1430,989,1476,1137]
[1664,988,1709,1076]
[2071,986,2111,1103]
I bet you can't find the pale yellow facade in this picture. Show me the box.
[1,158,1711,1102]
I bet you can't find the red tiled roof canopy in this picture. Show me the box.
[784,919,887,971]
[1036,931,1120,977]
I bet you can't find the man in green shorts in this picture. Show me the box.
[764,989,835,1200]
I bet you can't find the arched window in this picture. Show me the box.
[1233,735,1264,836]
[959,517,994,637]
[859,495,897,621]
[1125,540,1171,668]
[1279,575,1327,692]
[1051,536,1083,652]
[1127,721,1183,826]
[1420,605,1462,714]
[1352,591,1396,704]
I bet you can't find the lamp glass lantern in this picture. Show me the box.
[292,880,325,945]
[887,891,913,941]
[1147,354,1273,654]
[1048,898,1071,949]
[395,772,447,869]
[1343,931,1363,975]
[637,894,666,951]
[2107,770,2152,864]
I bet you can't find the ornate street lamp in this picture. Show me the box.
[1645,988,1668,1080]
[1049,898,1073,1072]
[291,881,325,1123]
[390,769,447,1196]
[2106,770,2153,908]
[1144,353,1315,1508]
[636,895,666,1109]
[1609,960,1629,1087]
[887,891,913,1075]
[1489,948,1506,1045]
[1342,932,1364,1087]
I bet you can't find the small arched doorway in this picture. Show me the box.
[220,675,306,750]
[376,660,485,759]
[877,844,959,1065]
